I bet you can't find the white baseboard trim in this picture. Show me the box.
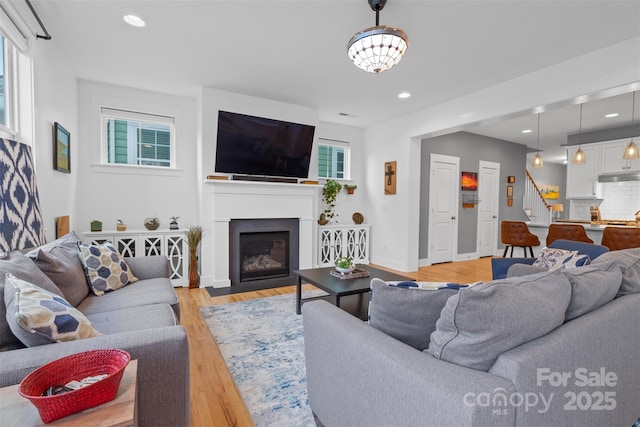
[419,258,431,267]
[455,252,479,261]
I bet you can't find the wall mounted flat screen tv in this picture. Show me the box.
[215,110,315,178]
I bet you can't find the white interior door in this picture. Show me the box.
[477,161,500,257]
[428,154,459,264]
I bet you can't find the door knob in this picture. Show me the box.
[493,215,497,219]
[451,216,456,220]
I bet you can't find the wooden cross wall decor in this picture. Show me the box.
[384,161,396,195]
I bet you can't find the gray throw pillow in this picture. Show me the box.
[1,251,63,350]
[562,260,622,321]
[426,269,572,371]
[26,231,90,306]
[368,278,458,350]
[592,248,640,297]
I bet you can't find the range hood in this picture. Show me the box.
[598,172,640,183]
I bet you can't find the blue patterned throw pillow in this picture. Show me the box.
[532,247,590,271]
[78,242,138,296]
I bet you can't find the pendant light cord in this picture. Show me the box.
[536,113,541,150]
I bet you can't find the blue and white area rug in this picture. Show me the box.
[200,291,326,427]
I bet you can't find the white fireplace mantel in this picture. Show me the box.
[201,180,320,287]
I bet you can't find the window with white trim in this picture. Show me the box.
[101,108,175,168]
[317,138,350,180]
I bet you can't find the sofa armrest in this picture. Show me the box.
[0,326,189,427]
[303,301,516,427]
[491,257,536,279]
[125,256,170,280]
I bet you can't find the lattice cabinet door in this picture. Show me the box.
[143,235,164,256]
[114,236,137,258]
[165,234,187,286]
[317,225,369,267]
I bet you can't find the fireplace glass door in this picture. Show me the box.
[239,231,289,282]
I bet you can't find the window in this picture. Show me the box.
[0,34,9,129]
[318,138,350,179]
[101,108,175,168]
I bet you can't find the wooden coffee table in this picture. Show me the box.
[295,265,412,319]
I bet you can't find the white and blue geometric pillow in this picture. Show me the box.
[4,273,102,346]
[533,247,591,271]
[78,242,138,296]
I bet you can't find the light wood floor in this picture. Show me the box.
[176,257,494,427]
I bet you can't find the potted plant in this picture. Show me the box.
[144,216,160,231]
[334,256,355,273]
[317,213,329,225]
[187,226,203,289]
[344,184,357,195]
[321,179,342,222]
[116,219,126,231]
[169,216,180,230]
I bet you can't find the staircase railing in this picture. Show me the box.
[523,170,552,225]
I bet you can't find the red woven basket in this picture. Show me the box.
[19,349,130,423]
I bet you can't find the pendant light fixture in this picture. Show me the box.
[572,104,587,165]
[623,91,639,160]
[531,113,543,168]
[347,0,409,73]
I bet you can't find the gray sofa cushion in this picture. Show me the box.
[1,251,63,351]
[88,304,177,335]
[76,278,179,316]
[593,247,640,296]
[562,260,622,321]
[506,263,547,278]
[26,232,89,306]
[368,278,457,350]
[426,269,572,371]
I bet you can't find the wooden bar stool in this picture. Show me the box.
[501,221,540,257]
[546,224,594,246]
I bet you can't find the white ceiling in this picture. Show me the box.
[16,0,640,160]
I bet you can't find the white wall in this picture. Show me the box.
[362,36,640,272]
[32,40,78,242]
[74,81,198,235]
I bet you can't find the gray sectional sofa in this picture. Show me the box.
[0,233,189,427]
[303,248,640,427]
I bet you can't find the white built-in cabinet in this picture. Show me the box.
[566,137,640,199]
[317,224,370,267]
[83,229,188,287]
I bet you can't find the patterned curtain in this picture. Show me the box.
[0,138,46,251]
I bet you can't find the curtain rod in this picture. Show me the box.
[25,0,51,40]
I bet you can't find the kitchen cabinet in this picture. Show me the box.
[566,146,600,198]
[601,140,640,173]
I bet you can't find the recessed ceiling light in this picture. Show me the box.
[124,15,145,27]
[605,113,619,118]
[522,129,532,134]
[398,92,411,99]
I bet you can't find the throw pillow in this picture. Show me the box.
[592,248,640,297]
[26,231,90,306]
[426,269,572,371]
[562,260,623,321]
[4,273,102,346]
[532,247,590,271]
[368,278,457,350]
[0,252,64,350]
[78,242,138,296]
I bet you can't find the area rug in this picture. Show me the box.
[199,290,327,427]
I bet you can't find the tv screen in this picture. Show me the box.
[215,111,315,178]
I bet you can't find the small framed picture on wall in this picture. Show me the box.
[53,122,71,173]
[507,176,515,183]
[507,198,513,207]
[506,185,513,198]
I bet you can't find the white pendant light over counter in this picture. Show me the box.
[347,0,409,74]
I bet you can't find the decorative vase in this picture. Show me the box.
[188,248,199,289]
[144,217,160,231]
[169,221,179,230]
[318,219,329,225]
[116,223,126,231]
[352,212,364,224]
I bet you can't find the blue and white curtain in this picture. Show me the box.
[0,138,46,251]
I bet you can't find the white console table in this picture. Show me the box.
[83,229,188,287]
[317,224,370,267]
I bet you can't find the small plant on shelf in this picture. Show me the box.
[322,179,342,221]
[169,216,180,230]
[344,184,357,195]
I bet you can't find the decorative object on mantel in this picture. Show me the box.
[187,226,203,289]
[318,213,329,226]
[352,212,364,224]
[90,220,102,232]
[116,220,126,231]
[344,184,357,195]
[206,175,229,180]
[143,216,160,231]
[300,180,319,185]
[169,216,180,230]
[623,91,639,160]
[384,161,396,195]
[321,179,342,221]
[347,0,409,74]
